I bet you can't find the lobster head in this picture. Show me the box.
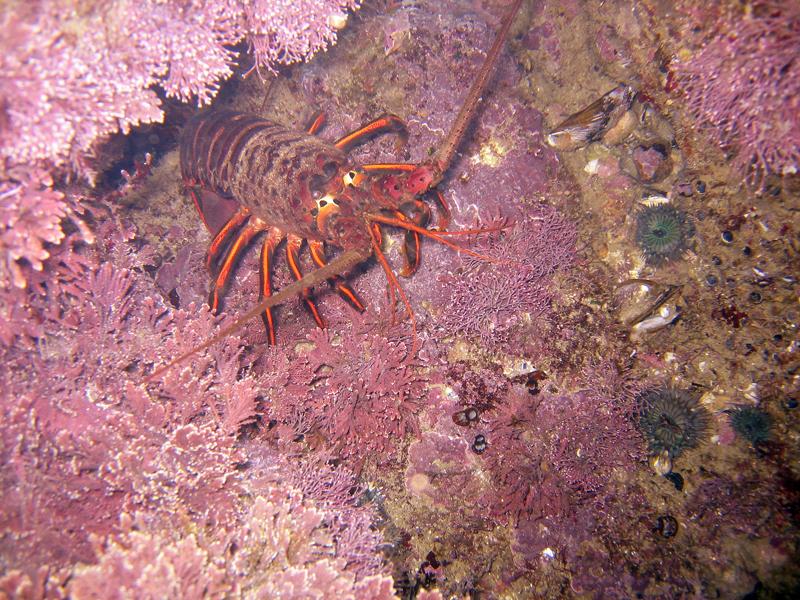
[308,163,376,253]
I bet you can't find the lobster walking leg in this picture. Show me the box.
[209,218,266,314]
[334,114,407,152]
[307,240,366,312]
[391,209,426,277]
[259,227,283,345]
[285,234,327,328]
[432,190,452,229]
[206,206,251,271]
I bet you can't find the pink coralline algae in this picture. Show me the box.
[0,203,393,595]
[405,429,486,518]
[64,488,396,599]
[436,206,576,348]
[0,0,359,172]
[477,362,642,523]
[403,360,642,537]
[674,0,800,187]
[261,313,427,467]
[0,167,81,289]
[1,319,393,597]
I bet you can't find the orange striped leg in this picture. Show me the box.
[285,234,326,328]
[361,163,417,173]
[307,240,366,312]
[371,223,397,317]
[367,222,417,352]
[259,227,284,345]
[185,183,211,231]
[334,114,407,153]
[306,111,326,135]
[432,189,451,230]
[395,202,431,277]
[206,207,252,272]
[208,218,264,314]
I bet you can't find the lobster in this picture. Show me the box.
[152,0,523,378]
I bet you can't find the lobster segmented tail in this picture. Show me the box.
[180,111,273,193]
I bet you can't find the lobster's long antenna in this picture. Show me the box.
[146,248,368,381]
[433,0,523,173]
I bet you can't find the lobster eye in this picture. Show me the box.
[323,161,338,177]
[309,174,327,198]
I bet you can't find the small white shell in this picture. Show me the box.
[631,302,681,336]
[327,13,348,30]
[651,449,673,476]
[638,188,671,207]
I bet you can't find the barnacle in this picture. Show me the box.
[635,204,694,265]
[638,388,710,458]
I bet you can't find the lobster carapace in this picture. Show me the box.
[153,0,524,378]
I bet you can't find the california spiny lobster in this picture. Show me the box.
[153,0,523,377]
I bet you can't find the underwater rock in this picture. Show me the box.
[630,142,673,183]
[546,83,636,151]
[594,24,636,81]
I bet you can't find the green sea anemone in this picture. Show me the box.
[729,405,772,445]
[635,204,693,265]
[638,387,710,458]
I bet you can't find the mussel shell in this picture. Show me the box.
[547,83,636,151]
[613,278,680,326]
[631,302,681,335]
